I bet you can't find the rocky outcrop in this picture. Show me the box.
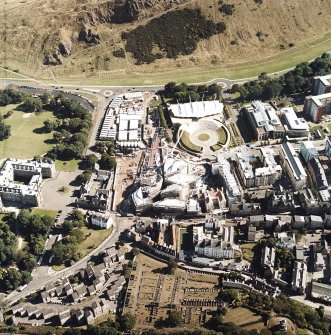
[43,51,63,66]
[44,37,72,65]
[78,27,101,44]
[58,39,72,56]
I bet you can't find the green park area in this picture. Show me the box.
[78,226,112,258]
[0,104,55,160]
[180,131,203,153]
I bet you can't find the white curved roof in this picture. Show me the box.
[170,101,223,118]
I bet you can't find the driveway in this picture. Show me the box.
[40,170,82,217]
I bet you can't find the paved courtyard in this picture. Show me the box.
[40,169,82,219]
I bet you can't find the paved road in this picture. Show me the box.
[4,217,132,306]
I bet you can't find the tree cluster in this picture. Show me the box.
[0,268,32,292]
[0,89,27,106]
[77,152,116,185]
[44,94,92,160]
[0,210,53,291]
[15,209,54,257]
[19,97,43,113]
[219,2,235,15]
[0,220,17,266]
[0,115,11,141]
[232,53,331,101]
[63,313,136,335]
[163,82,221,103]
[52,210,85,266]
[123,9,226,64]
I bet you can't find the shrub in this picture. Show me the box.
[123,8,226,64]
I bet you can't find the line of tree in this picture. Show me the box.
[162,82,221,103]
[232,52,331,101]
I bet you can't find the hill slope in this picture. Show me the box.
[1,0,331,85]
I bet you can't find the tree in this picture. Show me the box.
[100,153,116,170]
[77,170,93,184]
[2,268,22,291]
[164,310,182,327]
[0,122,11,140]
[40,92,52,104]
[131,247,140,257]
[118,313,136,331]
[220,289,239,303]
[166,259,177,275]
[84,154,98,169]
[204,315,223,331]
[20,97,43,113]
[21,271,32,285]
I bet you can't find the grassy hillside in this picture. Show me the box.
[1,0,331,85]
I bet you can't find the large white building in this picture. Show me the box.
[169,100,224,119]
[280,107,309,139]
[89,212,113,229]
[0,158,55,207]
[280,142,307,191]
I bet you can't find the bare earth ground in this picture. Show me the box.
[1,0,331,85]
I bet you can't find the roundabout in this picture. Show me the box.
[178,119,231,156]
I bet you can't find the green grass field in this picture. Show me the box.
[0,105,55,160]
[180,131,203,153]
[224,307,261,326]
[78,226,112,258]
[217,127,228,144]
[31,208,57,219]
[198,133,210,141]
[55,159,79,172]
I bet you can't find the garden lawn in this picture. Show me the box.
[78,226,112,258]
[31,208,57,219]
[180,131,202,153]
[55,159,79,172]
[0,104,55,160]
[224,307,261,326]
